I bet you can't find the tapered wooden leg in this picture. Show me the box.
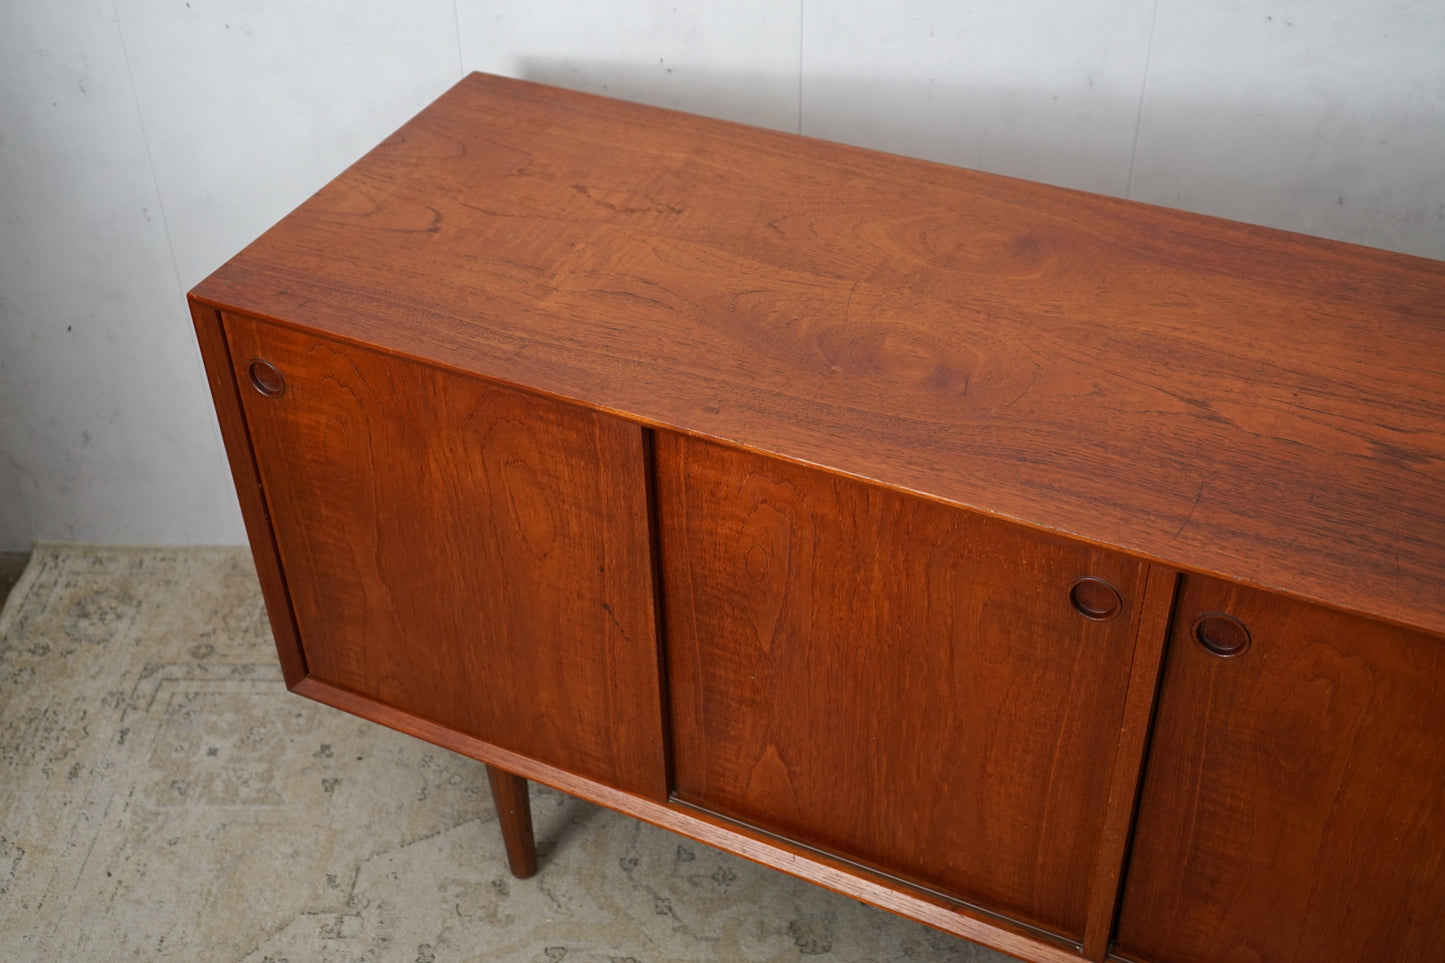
[485,764,537,879]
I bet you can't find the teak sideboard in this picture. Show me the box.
[190,73,1445,963]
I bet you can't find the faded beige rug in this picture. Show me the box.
[0,545,1001,962]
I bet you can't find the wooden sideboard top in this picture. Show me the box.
[192,72,1445,638]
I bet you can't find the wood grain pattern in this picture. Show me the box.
[1114,574,1445,963]
[292,674,1087,963]
[222,311,667,800]
[656,432,1150,941]
[190,71,1445,640]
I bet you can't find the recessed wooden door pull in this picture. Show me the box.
[247,359,285,397]
[1069,576,1123,621]
[1192,612,1250,657]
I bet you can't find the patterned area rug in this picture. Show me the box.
[0,545,1002,962]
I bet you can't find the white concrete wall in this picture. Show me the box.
[2,1,1441,550]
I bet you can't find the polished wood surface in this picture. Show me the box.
[222,312,667,800]
[1115,574,1445,963]
[190,71,1445,640]
[657,433,1150,940]
[485,766,537,879]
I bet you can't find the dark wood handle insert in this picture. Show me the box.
[1069,576,1123,621]
[1192,612,1250,657]
[247,359,285,397]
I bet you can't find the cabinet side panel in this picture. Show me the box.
[657,432,1149,940]
[188,298,307,685]
[222,312,666,800]
[1116,575,1445,963]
